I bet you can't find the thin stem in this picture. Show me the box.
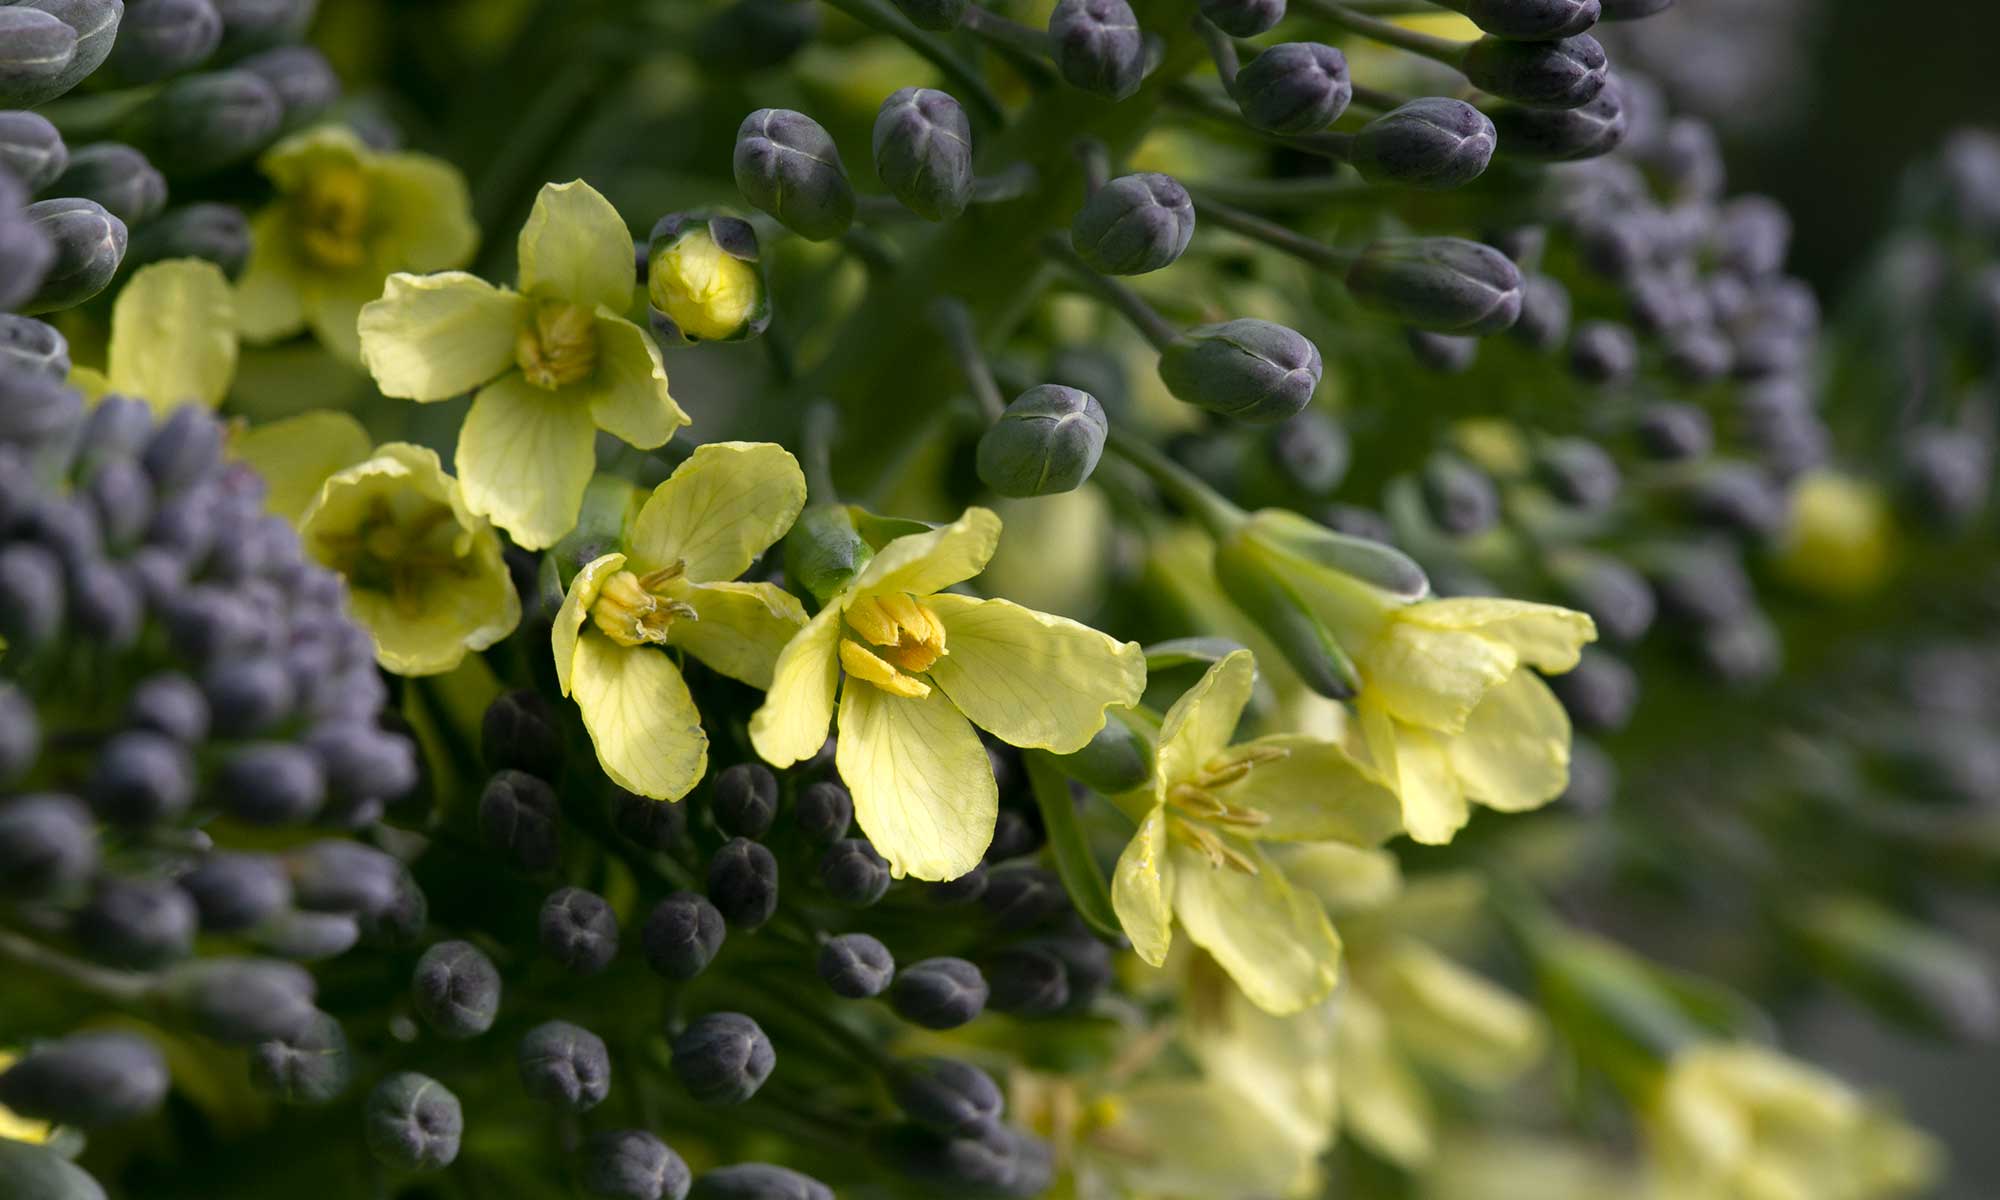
[971,161,1041,203]
[1102,425,1248,539]
[1195,16,1241,87]
[932,298,1008,423]
[817,0,1008,125]
[0,928,154,1002]
[1040,235,1182,352]
[1298,0,1467,63]
[1166,83,1357,162]
[1349,82,1410,111]
[1190,193,1360,273]
[959,5,1057,66]
[841,226,903,274]
[1073,137,1111,196]
[803,401,842,503]
[1181,173,1385,208]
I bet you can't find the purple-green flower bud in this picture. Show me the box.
[733,109,854,242]
[672,1012,774,1105]
[873,87,973,221]
[213,0,318,53]
[19,198,125,315]
[148,69,285,175]
[159,959,319,1045]
[585,1130,692,1200]
[14,0,122,105]
[1070,171,1193,275]
[690,1164,833,1200]
[1490,86,1626,160]
[125,203,252,278]
[365,1071,462,1170]
[1048,0,1146,100]
[0,794,93,900]
[891,1058,1004,1137]
[1159,319,1322,423]
[1439,0,1598,39]
[891,957,988,1029]
[519,1020,611,1112]
[240,45,341,129]
[1460,33,1607,109]
[1232,43,1350,135]
[411,939,501,1039]
[1349,98,1496,189]
[0,1033,168,1127]
[108,0,223,83]
[0,111,66,192]
[1346,237,1523,334]
[977,384,1107,498]
[0,8,79,109]
[250,1011,349,1105]
[819,931,895,997]
[1199,0,1283,37]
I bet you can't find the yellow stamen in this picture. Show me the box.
[589,566,697,647]
[840,639,931,699]
[844,593,948,674]
[515,300,599,390]
[1168,817,1260,875]
[296,164,370,269]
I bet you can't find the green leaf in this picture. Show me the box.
[1025,749,1122,939]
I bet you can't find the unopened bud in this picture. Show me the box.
[1071,172,1194,276]
[149,69,285,174]
[819,931,896,997]
[873,87,974,221]
[672,1012,774,1105]
[1347,237,1523,335]
[20,198,126,315]
[1159,318,1321,423]
[977,384,1108,498]
[1199,0,1284,37]
[365,1072,462,1170]
[1231,42,1350,135]
[1460,33,1607,110]
[0,1033,167,1128]
[1442,0,1598,39]
[519,1020,611,1112]
[891,956,989,1029]
[1349,98,1496,190]
[733,108,854,242]
[0,110,67,192]
[585,1130,693,1200]
[108,0,224,83]
[1048,0,1147,100]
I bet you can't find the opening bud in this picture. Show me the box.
[648,211,769,344]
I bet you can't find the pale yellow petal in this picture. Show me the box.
[1155,648,1257,792]
[367,151,479,272]
[553,552,627,697]
[232,410,374,524]
[585,313,686,450]
[748,603,844,767]
[1170,841,1342,1015]
[301,266,384,365]
[516,179,636,312]
[455,373,599,550]
[1450,670,1572,813]
[848,506,1001,601]
[570,630,707,801]
[1370,940,1546,1090]
[1360,698,1468,845]
[1111,805,1174,967]
[1401,597,1596,673]
[1366,617,1517,734]
[1107,1079,1328,1200]
[108,259,238,412]
[234,208,307,343]
[628,441,806,581]
[667,580,807,689]
[358,271,527,401]
[1338,988,1437,1167]
[923,594,1145,754]
[1223,733,1404,846]
[836,680,996,881]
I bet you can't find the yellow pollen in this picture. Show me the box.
[589,564,696,647]
[296,164,371,270]
[844,593,948,674]
[840,639,931,698]
[516,300,599,390]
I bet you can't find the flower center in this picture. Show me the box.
[588,564,696,647]
[840,593,948,698]
[1163,745,1290,875]
[515,300,599,390]
[296,165,371,270]
[311,497,466,616]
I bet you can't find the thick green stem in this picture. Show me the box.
[1104,424,1248,539]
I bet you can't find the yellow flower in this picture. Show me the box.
[1773,471,1895,599]
[239,421,521,677]
[749,507,1144,881]
[647,215,767,344]
[1110,649,1401,1014]
[358,180,689,549]
[1650,1043,1940,1200]
[555,442,808,801]
[1422,1135,1662,1200]
[0,1051,50,1145]
[237,125,477,362]
[69,259,237,412]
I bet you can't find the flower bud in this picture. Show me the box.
[1510,274,1571,351]
[986,805,1041,860]
[1421,453,1501,536]
[882,1124,1053,1198]
[647,211,769,344]
[20,198,126,315]
[0,111,67,192]
[0,8,79,108]
[585,1130,693,1200]
[358,868,427,947]
[0,1033,168,1127]
[1232,43,1350,135]
[1048,0,1146,100]
[87,458,154,550]
[77,877,197,967]
[873,87,973,221]
[1491,88,1626,161]
[794,779,853,844]
[159,959,318,1044]
[1684,462,1785,539]
[1199,0,1283,37]
[479,768,560,872]
[365,1072,463,1170]
[203,656,297,737]
[986,945,1071,1016]
[1159,319,1321,423]
[820,837,892,906]
[1549,647,1637,732]
[411,939,502,1039]
[125,201,252,278]
[123,673,204,745]
[1347,237,1523,335]
[481,689,563,779]
[86,730,194,825]
[149,69,285,175]
[289,840,401,918]
[1460,34,1607,109]
[819,931,895,997]
[690,1164,834,1200]
[976,384,1107,499]
[643,892,726,980]
[1349,98,1496,190]
[0,202,54,312]
[1635,401,1712,461]
[0,794,94,900]
[0,543,61,651]
[142,404,223,491]
[213,0,316,51]
[541,886,619,975]
[892,956,989,1029]
[1536,436,1620,509]
[1447,0,1601,39]
[733,108,854,242]
[519,1020,611,1112]
[1597,0,1672,16]
[713,762,778,839]
[672,1012,774,1104]
[250,1011,350,1105]
[240,45,340,129]
[181,852,292,933]
[891,1058,1004,1137]
[1900,428,1989,530]
[0,322,66,397]
[108,0,224,83]
[1568,319,1637,383]
[1070,172,1193,277]
[981,867,1067,930]
[708,836,779,928]
[219,742,326,824]
[51,144,169,227]
[888,0,966,29]
[615,785,688,851]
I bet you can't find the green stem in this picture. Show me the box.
[803,401,842,503]
[1103,425,1247,539]
[1040,234,1182,351]
[1298,0,1468,63]
[819,0,1010,125]
[1165,82,1357,162]
[958,4,1060,81]
[932,298,1008,422]
[0,928,154,1002]
[1190,193,1359,273]
[1180,174,1383,208]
